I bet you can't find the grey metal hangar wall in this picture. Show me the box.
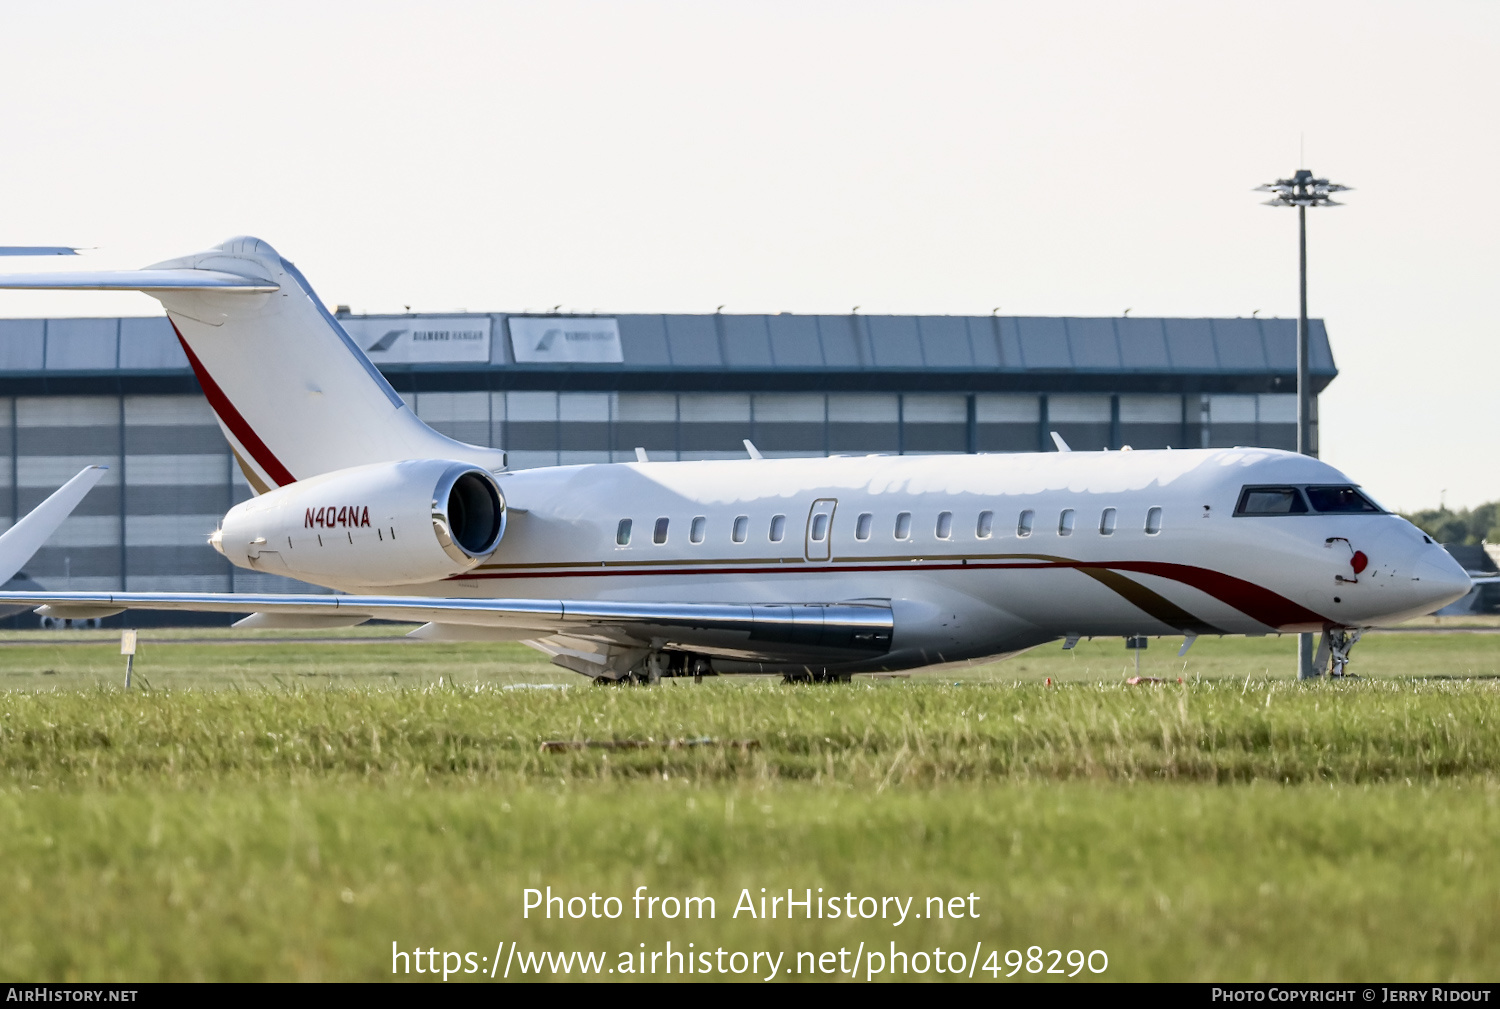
[0,311,1335,609]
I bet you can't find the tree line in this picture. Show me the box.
[1400,501,1500,546]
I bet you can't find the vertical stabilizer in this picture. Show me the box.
[145,237,502,490]
[0,466,107,585]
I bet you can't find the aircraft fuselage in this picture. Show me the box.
[354,447,1468,671]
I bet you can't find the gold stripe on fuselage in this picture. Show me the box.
[231,447,273,495]
[473,550,1078,574]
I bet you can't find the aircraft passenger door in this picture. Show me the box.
[805,498,837,562]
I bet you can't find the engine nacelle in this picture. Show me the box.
[211,459,505,588]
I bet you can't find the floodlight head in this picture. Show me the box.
[1257,168,1353,209]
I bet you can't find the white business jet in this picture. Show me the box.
[0,238,1471,681]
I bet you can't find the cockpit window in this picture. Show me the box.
[1234,486,1309,516]
[1305,485,1382,513]
[1235,484,1385,516]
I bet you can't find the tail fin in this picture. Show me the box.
[150,237,504,490]
[0,466,106,584]
[0,237,504,491]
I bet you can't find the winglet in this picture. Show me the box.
[1050,431,1072,452]
[743,439,763,460]
[635,447,650,463]
[0,466,107,586]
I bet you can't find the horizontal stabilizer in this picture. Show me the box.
[0,269,278,293]
[0,246,78,257]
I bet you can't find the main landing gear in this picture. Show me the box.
[594,651,718,686]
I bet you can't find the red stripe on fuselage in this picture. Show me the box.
[170,319,297,488]
[1102,560,1327,629]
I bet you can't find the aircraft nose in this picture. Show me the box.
[1411,548,1472,613]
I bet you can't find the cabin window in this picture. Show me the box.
[935,511,953,539]
[1305,485,1383,513]
[810,513,829,542]
[1017,509,1034,537]
[1099,507,1117,535]
[690,516,706,544]
[616,519,633,546]
[1058,509,1075,536]
[1234,486,1309,516]
[653,517,670,544]
[855,513,873,541]
[732,515,749,543]
[976,510,994,539]
[894,512,912,540]
[769,514,786,542]
[1145,506,1163,535]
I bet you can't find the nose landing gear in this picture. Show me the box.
[1314,628,1363,677]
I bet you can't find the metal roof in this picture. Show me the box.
[0,312,1336,396]
[514,314,1335,375]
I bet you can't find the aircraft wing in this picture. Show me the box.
[0,590,894,665]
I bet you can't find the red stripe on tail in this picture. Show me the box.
[169,319,297,488]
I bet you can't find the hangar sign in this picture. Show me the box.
[342,316,492,364]
[508,317,623,364]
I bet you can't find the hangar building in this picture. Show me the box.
[0,310,1335,602]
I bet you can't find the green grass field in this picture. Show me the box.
[2,627,1499,982]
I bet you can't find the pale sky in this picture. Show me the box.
[0,1,1494,510]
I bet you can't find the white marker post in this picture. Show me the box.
[121,629,137,689]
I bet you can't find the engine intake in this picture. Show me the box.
[433,465,505,562]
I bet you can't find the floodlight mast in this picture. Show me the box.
[1255,169,1351,680]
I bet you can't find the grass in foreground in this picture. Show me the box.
[3,782,1500,982]
[4,674,1500,786]
[1,630,1499,981]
